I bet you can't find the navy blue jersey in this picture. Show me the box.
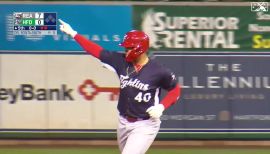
[100,50,177,119]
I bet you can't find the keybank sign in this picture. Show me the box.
[0,84,74,104]
[0,80,120,104]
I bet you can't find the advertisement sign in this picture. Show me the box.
[0,4,131,51]
[153,52,270,131]
[0,54,119,129]
[133,4,270,51]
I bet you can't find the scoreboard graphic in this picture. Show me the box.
[13,12,57,35]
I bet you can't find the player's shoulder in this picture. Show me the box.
[101,49,125,58]
[102,49,125,55]
[148,58,172,73]
[149,58,168,69]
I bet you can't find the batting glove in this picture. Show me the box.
[146,104,165,119]
[58,19,77,38]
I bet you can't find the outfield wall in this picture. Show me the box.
[1,1,270,139]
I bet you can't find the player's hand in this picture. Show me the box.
[58,19,77,38]
[146,104,165,119]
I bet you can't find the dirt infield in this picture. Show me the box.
[1,140,270,148]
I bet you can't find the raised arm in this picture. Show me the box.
[58,19,103,59]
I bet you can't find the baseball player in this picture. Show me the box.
[59,19,181,154]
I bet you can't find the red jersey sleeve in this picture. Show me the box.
[160,84,181,109]
[74,34,103,59]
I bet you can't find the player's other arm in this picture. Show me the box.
[159,71,181,109]
[146,84,181,119]
[146,72,181,119]
[160,83,181,109]
[58,19,102,59]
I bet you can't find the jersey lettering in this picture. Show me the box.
[119,75,149,91]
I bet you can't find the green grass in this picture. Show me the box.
[1,147,270,154]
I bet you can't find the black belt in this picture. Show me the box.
[121,115,149,123]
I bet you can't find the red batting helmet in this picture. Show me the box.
[119,30,149,62]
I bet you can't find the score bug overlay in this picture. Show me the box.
[13,12,57,35]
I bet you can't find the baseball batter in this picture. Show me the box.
[59,19,181,154]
